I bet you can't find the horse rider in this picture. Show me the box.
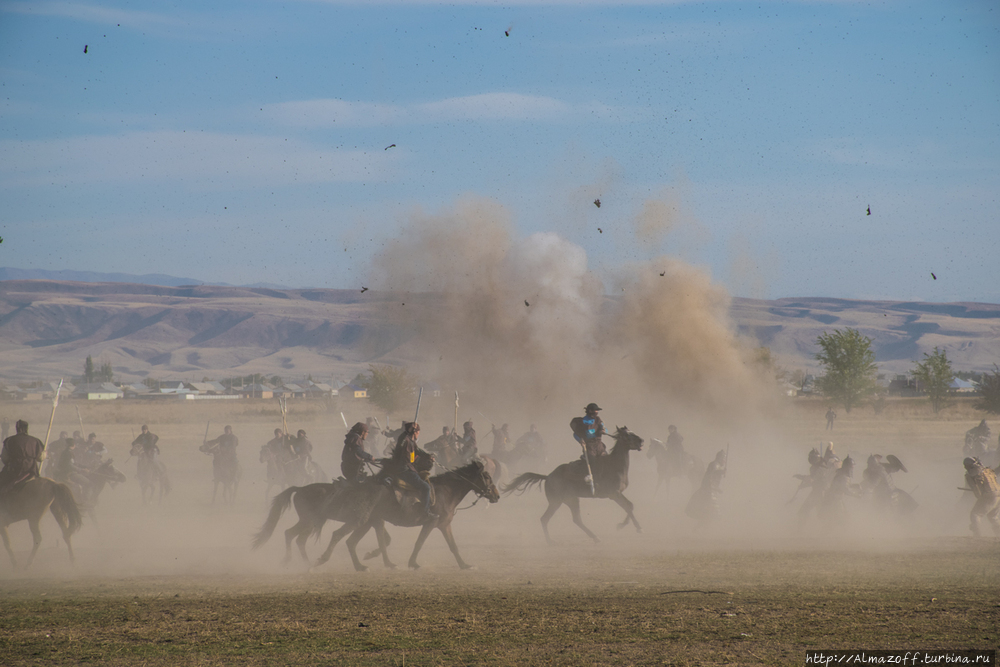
[204,425,239,479]
[963,457,1000,537]
[458,421,478,463]
[571,403,607,461]
[424,426,457,466]
[489,423,511,461]
[289,429,314,480]
[821,456,861,527]
[685,449,727,523]
[77,433,107,470]
[514,424,544,457]
[965,420,991,458]
[0,419,45,494]
[52,437,92,502]
[43,431,72,477]
[341,422,374,483]
[390,422,437,521]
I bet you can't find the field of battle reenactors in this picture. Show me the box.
[0,388,998,666]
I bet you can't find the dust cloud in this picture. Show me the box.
[0,196,982,588]
[368,195,776,431]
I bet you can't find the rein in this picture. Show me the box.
[436,464,493,511]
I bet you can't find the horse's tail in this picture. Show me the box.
[251,486,297,550]
[51,481,84,537]
[502,472,547,495]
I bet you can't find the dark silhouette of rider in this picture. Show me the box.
[390,422,437,521]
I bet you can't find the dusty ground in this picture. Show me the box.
[1,400,998,665]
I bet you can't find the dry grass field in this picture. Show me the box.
[1,396,998,666]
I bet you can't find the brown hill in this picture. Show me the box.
[0,280,996,383]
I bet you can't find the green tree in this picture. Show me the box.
[83,355,95,384]
[911,347,954,413]
[815,328,878,413]
[99,361,114,382]
[973,365,1000,415]
[362,364,416,415]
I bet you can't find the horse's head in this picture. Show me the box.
[612,426,643,452]
[104,458,128,485]
[470,459,501,503]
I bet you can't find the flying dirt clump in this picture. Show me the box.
[367,196,772,424]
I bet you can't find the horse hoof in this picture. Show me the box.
[408,563,420,570]
[460,564,475,570]
[354,564,368,572]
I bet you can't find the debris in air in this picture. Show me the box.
[384,144,396,150]
[524,300,529,307]
[867,205,871,216]
[594,198,601,208]
[931,273,936,280]
[598,228,603,234]
[659,272,665,277]
[84,45,88,54]
[360,287,369,293]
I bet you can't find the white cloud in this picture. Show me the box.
[2,1,188,29]
[416,93,569,121]
[0,131,392,187]
[266,93,588,128]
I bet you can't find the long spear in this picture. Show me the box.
[43,378,63,448]
[203,420,211,445]
[454,391,459,435]
[75,405,86,439]
[413,386,423,423]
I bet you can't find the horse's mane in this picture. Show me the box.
[609,427,641,455]
[432,459,484,483]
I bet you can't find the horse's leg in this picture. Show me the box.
[344,524,377,571]
[363,530,391,561]
[407,523,436,570]
[610,492,641,533]
[211,479,219,506]
[24,516,44,568]
[282,520,310,565]
[0,525,17,569]
[51,508,76,563]
[539,498,563,546]
[374,522,396,569]
[566,496,600,543]
[435,522,473,570]
[315,523,355,567]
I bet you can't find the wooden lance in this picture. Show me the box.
[43,378,64,449]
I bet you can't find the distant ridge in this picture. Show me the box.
[0,267,288,290]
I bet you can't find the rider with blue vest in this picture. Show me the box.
[571,403,607,461]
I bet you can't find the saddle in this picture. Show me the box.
[391,471,435,508]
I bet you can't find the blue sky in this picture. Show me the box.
[1,0,998,302]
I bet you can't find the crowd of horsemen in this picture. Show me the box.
[1,407,999,537]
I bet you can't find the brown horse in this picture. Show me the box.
[252,478,382,565]
[0,477,83,569]
[503,426,644,545]
[315,459,501,571]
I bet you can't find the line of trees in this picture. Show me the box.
[813,328,998,415]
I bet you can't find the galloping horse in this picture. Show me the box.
[503,426,644,545]
[130,444,171,505]
[646,438,704,497]
[199,442,242,506]
[317,459,501,571]
[0,477,83,569]
[252,478,360,564]
[76,458,127,507]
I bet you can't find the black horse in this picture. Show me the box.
[315,459,500,571]
[503,426,643,544]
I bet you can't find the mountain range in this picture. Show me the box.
[0,274,996,383]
